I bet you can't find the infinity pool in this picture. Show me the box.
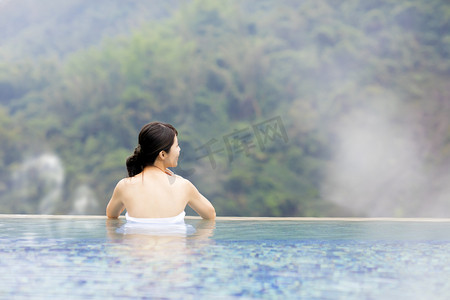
[1,215,450,299]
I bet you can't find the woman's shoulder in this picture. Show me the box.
[173,174,196,190]
[117,177,135,186]
[114,176,141,192]
[173,174,190,185]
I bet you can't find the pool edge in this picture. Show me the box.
[1,214,450,222]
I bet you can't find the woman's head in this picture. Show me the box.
[126,122,179,177]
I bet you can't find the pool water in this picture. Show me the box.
[1,216,450,299]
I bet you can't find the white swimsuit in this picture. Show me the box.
[117,211,195,236]
[125,211,186,224]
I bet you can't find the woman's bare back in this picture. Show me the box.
[107,167,215,219]
[120,170,189,218]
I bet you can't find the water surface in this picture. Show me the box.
[1,216,450,299]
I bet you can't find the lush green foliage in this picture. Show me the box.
[1,0,449,216]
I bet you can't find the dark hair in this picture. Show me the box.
[126,122,178,177]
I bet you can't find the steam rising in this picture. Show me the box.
[322,108,449,217]
[10,153,99,214]
[70,184,99,215]
[13,153,65,214]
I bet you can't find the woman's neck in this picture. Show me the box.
[146,163,172,176]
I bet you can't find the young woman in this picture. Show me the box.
[106,122,216,221]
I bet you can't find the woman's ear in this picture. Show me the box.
[159,151,166,160]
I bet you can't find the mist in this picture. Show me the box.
[322,105,450,217]
[11,153,65,214]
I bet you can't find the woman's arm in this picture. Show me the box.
[186,180,216,220]
[106,180,126,219]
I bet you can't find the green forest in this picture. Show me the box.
[1,0,449,217]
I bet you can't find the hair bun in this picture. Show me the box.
[126,145,144,177]
[134,145,142,156]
